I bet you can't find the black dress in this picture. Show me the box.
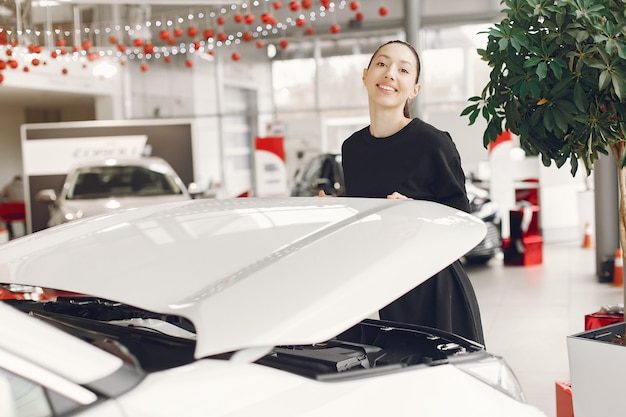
[341,118,485,345]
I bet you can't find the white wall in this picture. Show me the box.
[0,107,25,186]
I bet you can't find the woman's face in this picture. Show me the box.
[362,42,421,112]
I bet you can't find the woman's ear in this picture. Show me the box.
[362,68,368,84]
[409,83,421,99]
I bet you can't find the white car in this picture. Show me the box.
[0,197,546,417]
[35,156,194,227]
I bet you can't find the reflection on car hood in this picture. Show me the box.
[0,197,485,358]
[61,195,190,218]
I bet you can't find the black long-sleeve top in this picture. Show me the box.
[341,118,470,213]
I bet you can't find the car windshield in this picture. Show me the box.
[67,165,184,199]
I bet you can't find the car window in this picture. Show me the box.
[68,166,183,199]
[0,368,87,417]
[0,368,52,417]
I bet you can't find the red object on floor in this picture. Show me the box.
[502,235,543,266]
[0,201,26,223]
[584,312,624,331]
[555,381,574,417]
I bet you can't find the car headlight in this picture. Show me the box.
[63,209,84,222]
[453,355,526,403]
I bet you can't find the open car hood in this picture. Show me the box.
[0,197,485,358]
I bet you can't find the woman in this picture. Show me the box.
[341,40,485,345]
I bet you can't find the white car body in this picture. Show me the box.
[0,197,547,417]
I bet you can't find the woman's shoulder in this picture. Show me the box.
[342,125,370,146]
[407,118,450,138]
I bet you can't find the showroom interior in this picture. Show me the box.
[0,1,624,417]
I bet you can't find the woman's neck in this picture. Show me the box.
[368,108,412,138]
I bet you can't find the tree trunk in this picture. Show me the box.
[609,142,626,323]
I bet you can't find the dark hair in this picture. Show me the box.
[367,40,421,118]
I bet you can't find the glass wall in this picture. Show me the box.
[271,23,494,181]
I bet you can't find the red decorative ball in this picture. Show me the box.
[279,39,289,49]
[140,63,149,72]
[217,17,225,26]
[168,38,176,46]
[350,1,359,10]
[217,32,227,42]
[261,13,271,24]
[31,58,40,66]
[56,39,66,47]
[50,51,58,58]
[355,12,364,21]
[273,1,281,9]
[61,68,68,75]
[0,61,6,70]
[8,59,18,69]
[159,30,170,40]
[185,59,193,67]
[289,1,300,12]
[305,26,315,35]
[34,45,42,54]
[133,38,144,47]
[0,73,3,84]
[173,27,184,37]
[379,6,388,16]
[23,66,29,72]
[164,56,172,63]
[117,43,127,53]
[82,40,92,50]
[143,43,154,54]
[231,52,241,61]
[296,18,306,27]
[204,28,215,39]
[108,35,118,44]
[187,26,198,38]
[242,31,253,42]
[302,0,312,9]
[256,40,265,49]
[245,14,255,25]
[330,24,341,34]
[5,49,12,56]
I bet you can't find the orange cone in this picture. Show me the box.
[582,222,593,248]
[613,248,623,287]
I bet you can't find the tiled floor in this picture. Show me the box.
[465,241,623,417]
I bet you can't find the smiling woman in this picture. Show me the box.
[340,40,485,345]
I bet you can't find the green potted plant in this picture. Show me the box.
[461,1,626,415]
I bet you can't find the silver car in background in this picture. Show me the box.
[35,156,193,227]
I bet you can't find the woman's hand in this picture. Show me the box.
[318,190,328,197]
[387,191,412,200]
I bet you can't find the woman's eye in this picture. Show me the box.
[376,62,387,67]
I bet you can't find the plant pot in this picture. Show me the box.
[567,322,625,417]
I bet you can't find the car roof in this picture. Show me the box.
[70,156,174,169]
[0,197,485,358]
